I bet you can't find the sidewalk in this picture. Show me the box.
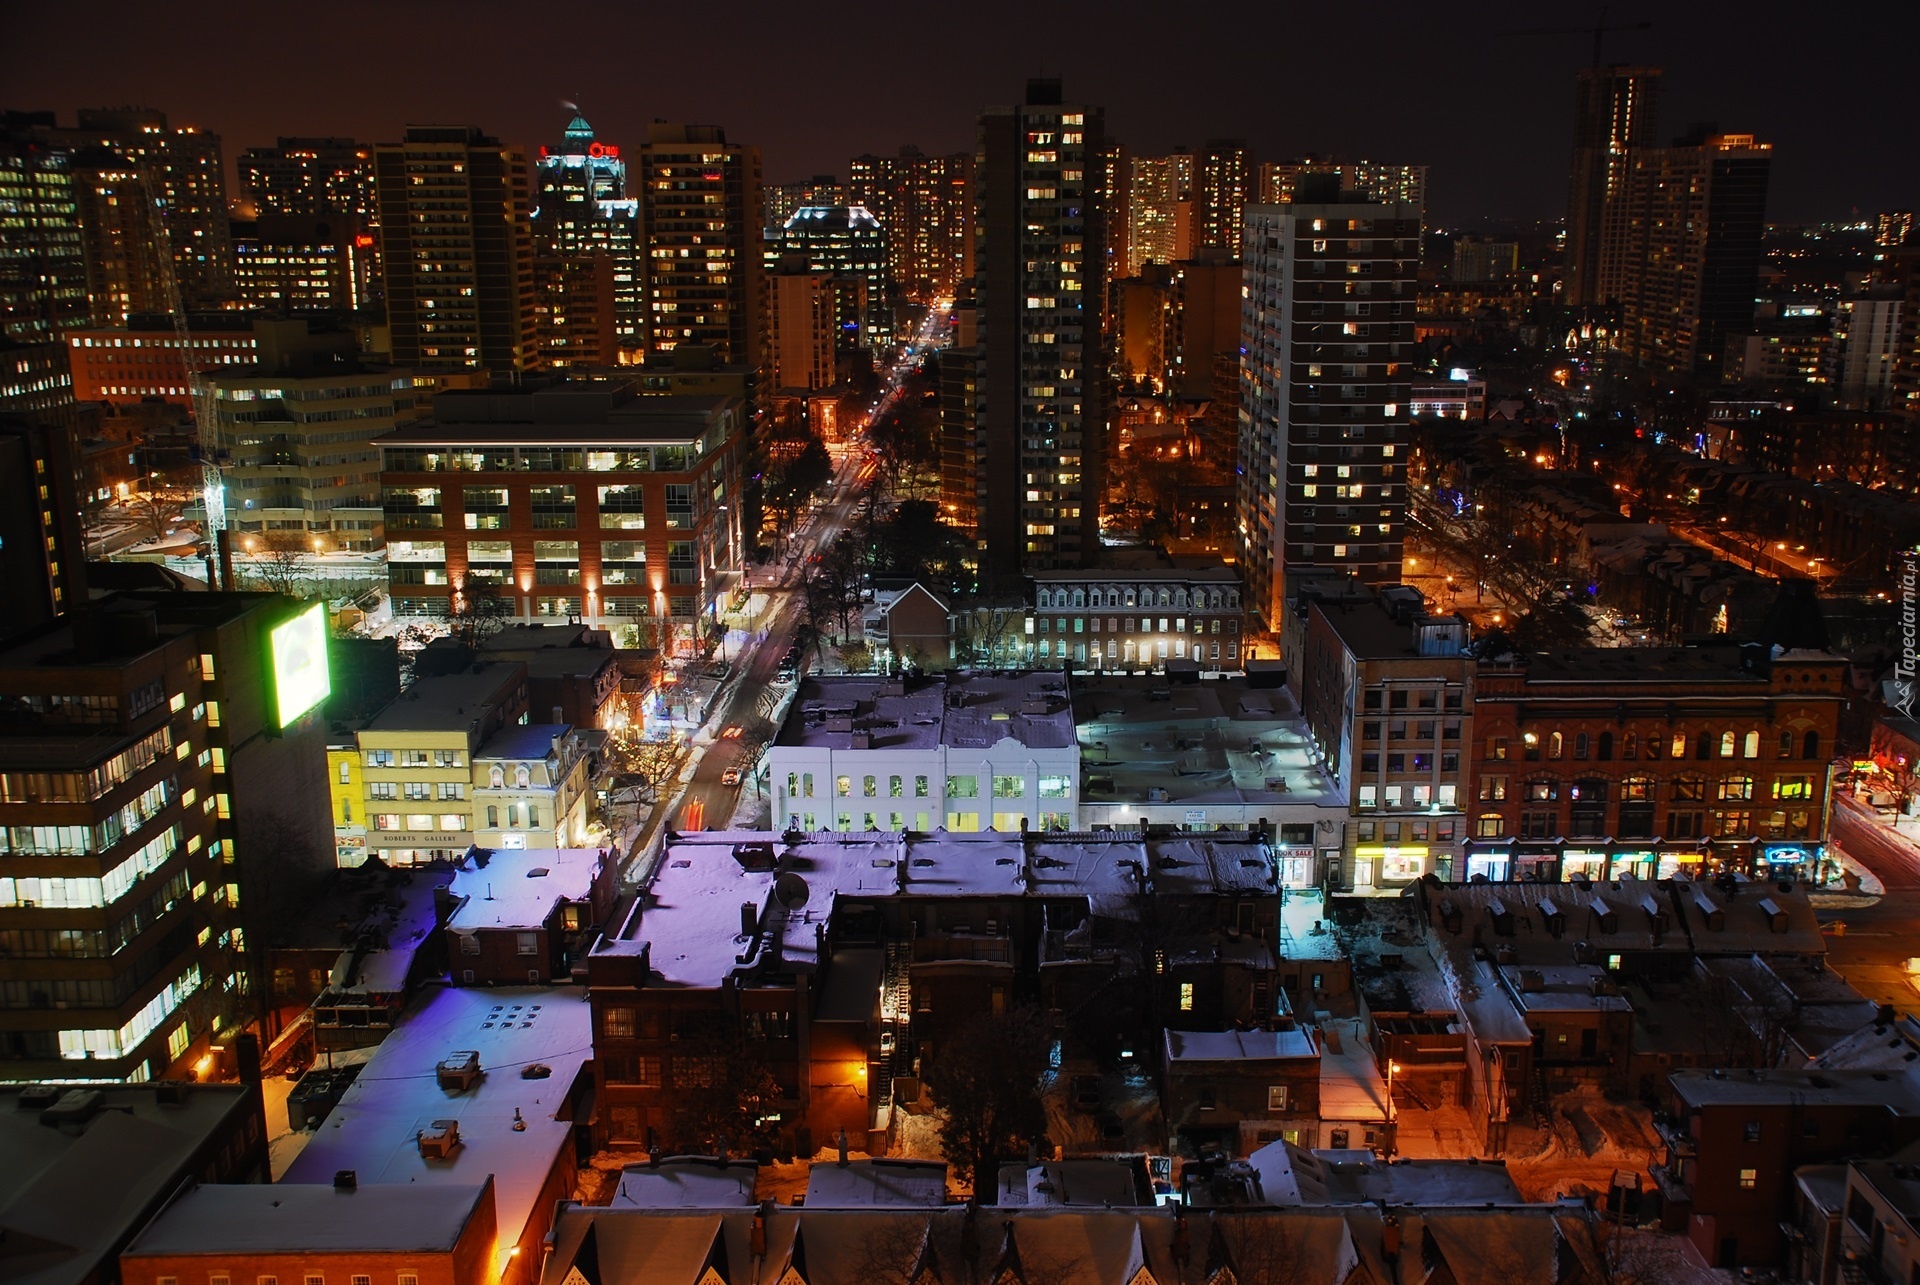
[1810,846,1887,910]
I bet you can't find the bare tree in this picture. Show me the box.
[448,574,513,650]
[128,488,185,544]
[243,529,316,598]
[923,1005,1054,1197]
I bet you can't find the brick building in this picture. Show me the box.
[1466,644,1845,883]
[120,1179,498,1285]
[381,379,744,648]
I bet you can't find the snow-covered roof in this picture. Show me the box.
[1242,1140,1522,1207]
[775,672,1076,752]
[602,829,1280,990]
[121,1180,492,1255]
[1316,1019,1390,1124]
[805,1159,948,1207]
[994,1159,1154,1208]
[1165,1028,1317,1064]
[613,1158,758,1208]
[0,1083,259,1285]
[281,985,592,1280]
[445,847,607,934]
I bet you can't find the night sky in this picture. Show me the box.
[8,0,1916,226]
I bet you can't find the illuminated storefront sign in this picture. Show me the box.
[1277,845,1315,888]
[1357,844,1429,881]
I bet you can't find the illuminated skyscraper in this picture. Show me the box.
[764,176,846,230]
[1612,129,1771,379]
[848,146,972,303]
[767,205,890,354]
[1259,159,1429,219]
[237,137,376,220]
[237,137,380,305]
[51,108,233,307]
[0,119,89,339]
[1194,138,1251,255]
[532,112,642,360]
[374,126,536,373]
[637,124,763,367]
[1563,65,1662,307]
[1237,196,1421,629]
[1127,150,1193,275]
[975,79,1110,575]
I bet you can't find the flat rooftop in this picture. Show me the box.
[122,1181,491,1256]
[476,722,572,762]
[281,984,593,1277]
[614,1158,758,1209]
[0,1082,259,1285]
[1670,1066,1920,1110]
[775,672,1075,752]
[445,847,607,934]
[1500,645,1836,685]
[805,1159,948,1208]
[1165,1028,1318,1063]
[601,829,1280,989]
[364,663,523,732]
[1313,596,1467,661]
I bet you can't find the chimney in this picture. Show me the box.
[741,902,757,937]
[235,1031,262,1086]
[334,1169,357,1191]
[837,1128,849,1166]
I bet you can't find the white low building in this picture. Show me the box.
[767,672,1080,833]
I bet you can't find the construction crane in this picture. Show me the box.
[141,172,232,590]
[1511,7,1653,67]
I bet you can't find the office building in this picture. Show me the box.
[1452,238,1519,282]
[374,126,536,373]
[42,109,233,308]
[67,148,171,325]
[1194,138,1252,255]
[636,124,763,366]
[1612,130,1772,379]
[1027,561,1244,670]
[1890,244,1920,416]
[229,215,374,313]
[1836,289,1902,409]
[1300,588,1473,891]
[1258,159,1429,218]
[1563,65,1662,307]
[766,204,890,354]
[1236,197,1421,629]
[203,318,416,550]
[380,379,745,640]
[975,79,1110,575]
[237,136,376,220]
[0,338,78,425]
[848,146,973,303]
[0,590,336,1081]
[63,314,256,406]
[1126,150,1194,275]
[764,174,846,229]
[1168,253,1241,400]
[0,415,87,635]
[0,122,89,340]
[532,112,642,361]
[767,266,837,390]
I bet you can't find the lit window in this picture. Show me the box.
[1737,1168,1757,1189]
[1178,982,1194,1012]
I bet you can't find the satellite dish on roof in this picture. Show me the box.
[773,872,811,910]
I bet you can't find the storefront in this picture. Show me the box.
[1355,843,1430,887]
[1277,844,1316,889]
[1755,841,1823,881]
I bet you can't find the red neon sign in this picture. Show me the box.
[353,234,374,248]
[589,142,619,159]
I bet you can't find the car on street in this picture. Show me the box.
[722,725,743,739]
[721,768,742,786]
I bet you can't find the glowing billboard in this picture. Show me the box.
[269,602,331,728]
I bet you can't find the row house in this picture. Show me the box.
[585,829,1283,1160]
[1027,562,1245,671]
[1467,643,1844,884]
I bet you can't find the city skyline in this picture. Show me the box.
[6,1,1917,226]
